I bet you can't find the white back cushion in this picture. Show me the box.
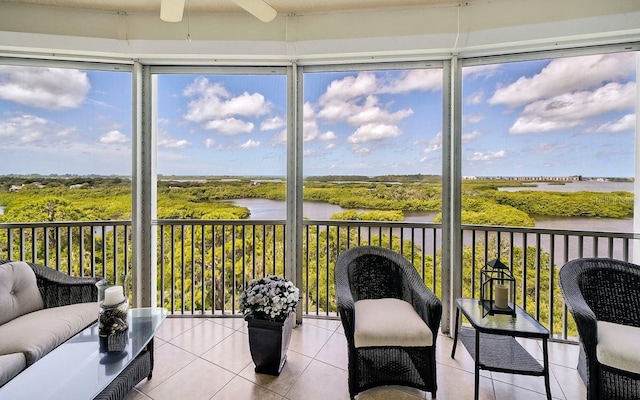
[597,321,640,375]
[354,298,433,348]
[0,262,44,325]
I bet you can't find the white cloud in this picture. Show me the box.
[319,72,378,105]
[463,64,501,79]
[509,82,635,134]
[534,143,570,154]
[466,91,484,105]
[509,117,582,134]
[344,96,414,126]
[0,114,48,143]
[316,100,353,123]
[271,129,287,145]
[347,124,402,144]
[158,132,191,149]
[239,139,261,149]
[0,66,90,110]
[468,150,507,162]
[307,70,432,150]
[464,113,485,124]
[183,77,271,123]
[99,130,128,144]
[595,113,636,133]
[318,131,336,141]
[489,53,635,107]
[423,132,442,154]
[381,69,442,93]
[354,146,371,154]
[204,138,216,148]
[204,118,254,135]
[303,149,316,156]
[261,116,286,131]
[301,103,336,143]
[462,131,482,143]
[0,113,79,147]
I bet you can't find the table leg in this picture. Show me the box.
[474,330,480,400]
[451,306,460,358]
[147,339,155,379]
[542,338,551,400]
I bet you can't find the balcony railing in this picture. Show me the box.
[0,219,634,341]
[0,221,131,279]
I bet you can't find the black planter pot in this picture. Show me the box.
[247,313,293,376]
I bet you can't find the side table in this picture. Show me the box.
[451,298,551,400]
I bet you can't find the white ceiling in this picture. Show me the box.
[1,0,639,65]
[0,0,475,14]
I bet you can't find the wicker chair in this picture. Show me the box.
[559,258,640,400]
[334,246,442,399]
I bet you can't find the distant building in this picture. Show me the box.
[505,175,581,182]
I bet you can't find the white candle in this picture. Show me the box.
[103,285,125,306]
[495,284,508,309]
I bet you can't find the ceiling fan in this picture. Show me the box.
[160,0,277,23]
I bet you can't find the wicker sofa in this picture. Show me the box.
[335,245,442,399]
[0,260,100,387]
[559,258,640,400]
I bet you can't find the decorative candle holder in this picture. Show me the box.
[98,284,129,336]
[479,258,516,318]
[99,298,129,337]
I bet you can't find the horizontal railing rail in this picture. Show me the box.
[1,219,635,341]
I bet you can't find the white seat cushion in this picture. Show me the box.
[0,353,26,387]
[0,302,98,365]
[354,298,432,348]
[596,321,640,375]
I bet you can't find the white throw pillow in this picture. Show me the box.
[596,321,640,375]
[354,298,432,348]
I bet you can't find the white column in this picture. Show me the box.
[132,62,158,308]
[634,52,640,264]
[286,63,304,325]
[441,56,462,335]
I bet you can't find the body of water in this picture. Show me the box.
[498,180,634,193]
[227,198,632,233]
[227,197,634,262]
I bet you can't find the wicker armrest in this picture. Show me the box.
[27,262,101,308]
[410,283,443,338]
[335,271,356,340]
[559,261,598,359]
[565,289,598,354]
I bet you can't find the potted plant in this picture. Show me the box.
[240,275,300,376]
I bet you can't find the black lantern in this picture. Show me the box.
[479,258,516,318]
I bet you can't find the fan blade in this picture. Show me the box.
[160,0,185,22]
[231,0,277,23]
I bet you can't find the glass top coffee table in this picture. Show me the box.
[451,298,551,400]
[0,307,167,400]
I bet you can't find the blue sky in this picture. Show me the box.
[0,52,636,178]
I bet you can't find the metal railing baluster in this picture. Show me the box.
[0,219,633,342]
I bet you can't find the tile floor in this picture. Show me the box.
[126,317,587,400]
